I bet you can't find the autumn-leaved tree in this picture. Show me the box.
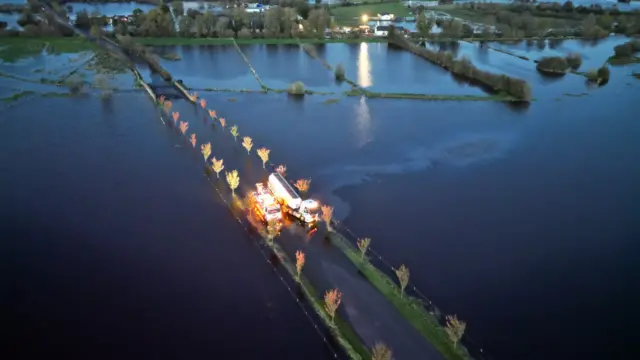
[219,117,226,128]
[199,98,206,109]
[211,157,224,178]
[172,111,179,123]
[295,250,305,282]
[158,95,165,104]
[395,264,410,298]
[321,205,333,231]
[226,169,240,195]
[276,164,287,176]
[295,179,311,194]
[324,288,342,324]
[242,136,253,155]
[230,125,239,142]
[357,237,371,261]
[179,121,189,135]
[208,109,217,119]
[372,342,393,360]
[445,314,466,348]
[164,100,172,112]
[189,133,196,148]
[201,142,211,162]
[257,147,270,169]
[191,91,198,100]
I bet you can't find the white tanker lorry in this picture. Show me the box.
[267,172,319,226]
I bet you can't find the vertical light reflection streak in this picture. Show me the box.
[357,42,372,88]
[354,95,373,148]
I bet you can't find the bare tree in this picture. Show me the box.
[257,147,270,169]
[295,178,311,193]
[230,125,239,142]
[395,264,410,298]
[179,121,189,135]
[226,170,240,195]
[295,250,305,282]
[201,142,211,162]
[445,314,466,348]
[321,205,333,231]
[324,288,342,324]
[242,136,253,155]
[372,342,393,360]
[189,133,196,148]
[276,164,287,176]
[357,237,371,261]
[211,157,224,178]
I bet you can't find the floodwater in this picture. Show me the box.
[3,38,640,360]
[155,39,639,360]
[0,95,339,360]
[64,2,155,17]
[0,13,21,29]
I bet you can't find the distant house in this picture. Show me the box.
[378,13,394,21]
[374,25,389,36]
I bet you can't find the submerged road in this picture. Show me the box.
[173,106,444,359]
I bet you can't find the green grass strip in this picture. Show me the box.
[327,231,473,360]
[261,236,369,360]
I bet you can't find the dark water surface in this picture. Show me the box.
[0,95,337,360]
[182,49,640,359]
[3,38,640,360]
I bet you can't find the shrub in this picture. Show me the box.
[334,63,345,81]
[237,28,252,39]
[597,65,610,81]
[614,43,633,57]
[288,81,306,95]
[566,53,582,70]
[536,56,570,73]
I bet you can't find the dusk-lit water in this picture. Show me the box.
[3,38,640,360]
[1,95,340,360]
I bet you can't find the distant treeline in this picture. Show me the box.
[387,28,532,101]
[453,2,640,37]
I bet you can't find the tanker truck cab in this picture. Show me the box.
[300,199,320,224]
[268,172,319,226]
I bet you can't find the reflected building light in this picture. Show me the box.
[358,42,372,88]
[354,95,373,148]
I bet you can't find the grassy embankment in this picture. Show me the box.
[226,199,368,359]
[258,232,370,360]
[0,37,97,63]
[389,33,530,101]
[134,37,386,46]
[330,2,412,26]
[326,231,472,360]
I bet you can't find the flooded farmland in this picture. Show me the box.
[3,37,640,360]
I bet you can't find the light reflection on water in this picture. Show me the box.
[357,42,372,88]
[353,95,373,148]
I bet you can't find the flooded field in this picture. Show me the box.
[3,36,640,360]
[0,13,21,29]
[1,94,339,360]
[156,45,263,91]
